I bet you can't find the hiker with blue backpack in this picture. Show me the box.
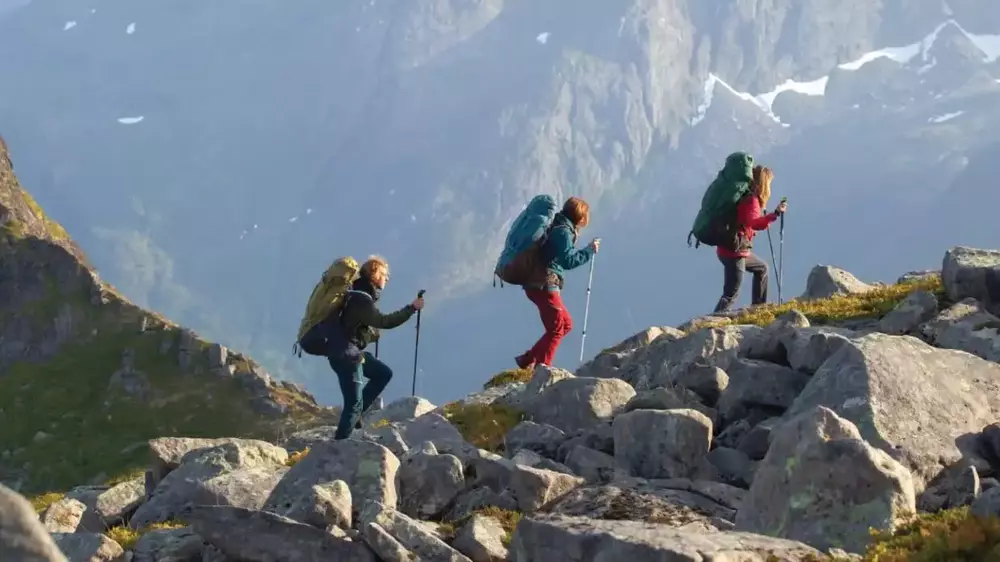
[293,255,424,440]
[495,196,599,370]
[688,152,787,313]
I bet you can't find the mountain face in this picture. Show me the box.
[0,140,334,494]
[0,0,998,405]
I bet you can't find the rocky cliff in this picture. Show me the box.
[0,140,336,495]
[4,243,1000,560]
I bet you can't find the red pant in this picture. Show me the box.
[521,289,573,367]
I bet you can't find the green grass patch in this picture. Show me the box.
[1,318,325,496]
[105,520,185,550]
[858,506,1000,562]
[694,274,944,330]
[441,402,523,452]
[483,368,533,390]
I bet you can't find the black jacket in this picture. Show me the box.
[336,278,416,350]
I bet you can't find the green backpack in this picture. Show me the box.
[688,152,754,249]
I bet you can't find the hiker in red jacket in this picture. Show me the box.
[713,166,787,313]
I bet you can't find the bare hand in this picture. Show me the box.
[775,201,787,215]
[590,238,601,253]
[411,297,425,311]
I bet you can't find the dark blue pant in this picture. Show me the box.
[330,351,393,440]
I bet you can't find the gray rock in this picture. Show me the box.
[575,326,683,380]
[132,527,205,562]
[501,365,575,410]
[184,505,376,562]
[555,423,615,462]
[699,447,756,489]
[787,332,1000,490]
[735,406,916,554]
[360,501,471,562]
[503,421,567,460]
[563,446,616,484]
[282,426,339,454]
[670,364,729,406]
[919,298,1000,362]
[742,310,811,363]
[971,486,1000,518]
[779,326,855,373]
[919,463,982,512]
[366,412,467,457]
[446,487,519,522]
[282,480,353,530]
[510,514,822,561]
[898,270,939,284]
[942,246,1000,315]
[509,449,575,475]
[737,417,780,460]
[362,396,436,428]
[360,522,413,562]
[624,387,717,425]
[145,437,287,488]
[398,451,465,520]
[0,484,69,562]
[800,265,874,300]
[50,533,125,562]
[508,464,585,513]
[453,514,509,562]
[878,289,939,335]
[637,327,754,390]
[40,497,87,533]
[527,377,635,433]
[132,441,289,528]
[265,439,400,520]
[544,482,735,525]
[613,409,712,480]
[716,359,810,424]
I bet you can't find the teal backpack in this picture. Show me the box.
[688,152,754,248]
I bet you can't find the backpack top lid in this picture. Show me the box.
[296,256,361,343]
[495,194,558,271]
[690,152,754,238]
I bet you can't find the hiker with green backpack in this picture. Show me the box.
[688,153,787,313]
[293,255,424,440]
[495,195,599,370]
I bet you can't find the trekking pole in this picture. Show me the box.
[766,227,780,303]
[579,251,597,363]
[778,197,786,304]
[411,289,425,397]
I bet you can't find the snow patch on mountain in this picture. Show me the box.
[838,20,1000,71]
[929,111,964,123]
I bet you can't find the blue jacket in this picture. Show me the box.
[540,212,594,290]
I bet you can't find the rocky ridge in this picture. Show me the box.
[5,245,1000,560]
[0,138,337,495]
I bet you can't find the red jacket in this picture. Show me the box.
[716,195,779,259]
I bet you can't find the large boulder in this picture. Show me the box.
[265,439,400,519]
[800,265,874,300]
[0,484,69,562]
[613,409,713,480]
[526,377,635,433]
[184,505,376,562]
[920,298,1000,362]
[735,406,916,554]
[575,326,684,380]
[716,359,810,424]
[131,441,289,528]
[787,333,1000,490]
[633,327,758,390]
[510,514,822,561]
[942,246,1000,315]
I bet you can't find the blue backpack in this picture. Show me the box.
[494,194,558,286]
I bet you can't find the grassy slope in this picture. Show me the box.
[0,143,334,497]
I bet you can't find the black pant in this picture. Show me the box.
[714,253,769,313]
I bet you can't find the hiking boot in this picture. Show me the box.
[515,354,535,370]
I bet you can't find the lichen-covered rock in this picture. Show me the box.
[787,332,1000,490]
[526,377,635,433]
[735,406,916,554]
[942,246,1000,315]
[613,409,712,480]
[800,265,874,300]
[0,484,69,562]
